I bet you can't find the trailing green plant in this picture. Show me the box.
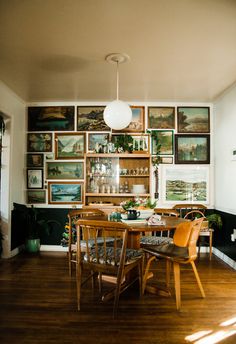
[146,129,161,169]
[113,134,133,153]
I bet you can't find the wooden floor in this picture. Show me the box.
[0,251,236,344]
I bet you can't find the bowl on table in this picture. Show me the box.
[138,209,154,219]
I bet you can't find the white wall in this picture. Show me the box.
[0,81,26,258]
[214,85,236,214]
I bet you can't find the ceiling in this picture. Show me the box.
[1,0,236,104]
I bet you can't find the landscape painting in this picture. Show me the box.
[28,106,75,131]
[114,106,145,132]
[48,182,83,204]
[148,107,175,129]
[163,166,209,203]
[27,133,52,152]
[151,130,173,155]
[46,162,84,179]
[27,169,43,189]
[27,190,46,204]
[77,106,110,131]
[55,133,85,159]
[175,134,210,164]
[177,107,210,133]
[87,133,110,152]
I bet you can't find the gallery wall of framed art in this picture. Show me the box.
[26,104,212,207]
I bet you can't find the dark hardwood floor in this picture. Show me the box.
[0,251,236,344]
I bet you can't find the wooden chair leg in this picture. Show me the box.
[68,249,72,276]
[209,232,213,260]
[173,262,181,310]
[76,263,82,311]
[142,255,156,294]
[166,260,171,288]
[190,261,205,298]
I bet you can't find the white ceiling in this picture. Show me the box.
[0,0,236,103]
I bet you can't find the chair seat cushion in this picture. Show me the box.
[144,243,189,259]
[84,247,143,266]
[140,236,173,246]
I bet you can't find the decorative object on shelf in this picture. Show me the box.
[103,53,132,130]
[112,134,133,153]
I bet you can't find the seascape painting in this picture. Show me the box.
[77,106,110,131]
[46,162,84,179]
[177,107,210,133]
[48,182,83,204]
[28,106,75,131]
[163,166,209,203]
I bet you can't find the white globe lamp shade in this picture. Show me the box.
[104,100,132,130]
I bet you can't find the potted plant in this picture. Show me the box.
[13,203,61,253]
[113,134,133,153]
[206,213,223,230]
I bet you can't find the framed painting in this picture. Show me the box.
[46,161,84,179]
[27,153,44,167]
[48,181,83,204]
[175,134,210,164]
[87,132,110,153]
[162,165,209,203]
[113,106,145,133]
[28,106,75,131]
[27,169,43,189]
[27,133,52,152]
[177,107,210,133]
[157,156,173,164]
[27,190,46,204]
[148,107,175,129]
[55,133,85,159]
[151,130,173,155]
[77,106,110,131]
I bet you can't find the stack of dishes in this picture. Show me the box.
[131,184,146,194]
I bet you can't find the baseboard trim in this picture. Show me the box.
[213,247,236,270]
[40,245,68,252]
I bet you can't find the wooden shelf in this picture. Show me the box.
[86,193,150,197]
[119,174,149,177]
[86,153,150,158]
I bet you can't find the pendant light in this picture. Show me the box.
[103,53,132,130]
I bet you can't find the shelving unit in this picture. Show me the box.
[85,153,151,207]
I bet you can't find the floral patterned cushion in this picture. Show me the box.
[140,236,173,245]
[83,247,143,266]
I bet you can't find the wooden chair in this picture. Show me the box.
[67,208,105,276]
[172,203,207,218]
[143,217,205,310]
[184,210,214,260]
[76,219,144,317]
[140,208,179,246]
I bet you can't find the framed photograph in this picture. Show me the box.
[175,134,210,164]
[113,106,145,132]
[157,156,173,164]
[148,107,175,129]
[151,130,174,155]
[27,153,44,167]
[162,165,209,203]
[177,107,210,133]
[27,133,52,152]
[48,181,83,204]
[27,190,46,204]
[55,133,85,159]
[87,133,110,153]
[46,161,84,179]
[77,106,110,131]
[27,169,43,189]
[28,106,75,131]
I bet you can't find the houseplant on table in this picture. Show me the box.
[120,197,157,219]
[13,203,61,253]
